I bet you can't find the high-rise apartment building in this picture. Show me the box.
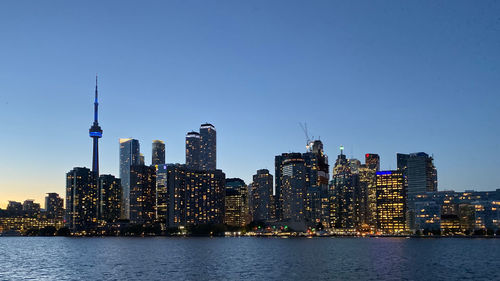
[119,138,141,220]
[45,193,64,220]
[129,165,157,224]
[185,131,201,170]
[199,123,216,170]
[66,167,98,231]
[99,174,121,223]
[165,164,225,227]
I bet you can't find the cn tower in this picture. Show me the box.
[89,76,103,175]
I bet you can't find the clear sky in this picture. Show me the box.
[1,1,499,208]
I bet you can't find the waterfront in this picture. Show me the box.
[0,237,498,280]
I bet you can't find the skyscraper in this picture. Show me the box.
[45,193,64,220]
[185,131,201,170]
[66,167,98,231]
[280,158,307,231]
[155,164,168,223]
[330,147,361,231]
[152,140,166,165]
[250,169,274,222]
[129,165,157,224]
[89,76,103,176]
[165,164,225,227]
[224,178,249,227]
[99,174,121,223]
[119,138,141,220]
[199,123,216,170]
[376,170,408,234]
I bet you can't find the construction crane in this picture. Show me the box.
[299,122,314,152]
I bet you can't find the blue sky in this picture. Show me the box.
[1,0,499,207]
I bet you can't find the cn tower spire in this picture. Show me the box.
[89,75,103,175]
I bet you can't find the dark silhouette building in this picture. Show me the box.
[45,193,64,220]
[185,131,201,170]
[250,169,274,222]
[199,123,216,170]
[152,140,165,165]
[99,175,121,223]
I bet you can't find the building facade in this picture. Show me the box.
[65,167,98,231]
[152,140,166,166]
[119,138,141,220]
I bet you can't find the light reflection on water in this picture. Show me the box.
[0,237,498,280]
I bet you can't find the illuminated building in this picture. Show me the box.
[376,170,408,234]
[119,138,141,220]
[330,147,360,231]
[224,178,249,227]
[275,141,330,228]
[99,175,121,223]
[155,164,169,223]
[65,167,98,231]
[280,158,307,231]
[185,131,201,170]
[303,140,330,228]
[45,193,64,220]
[166,164,225,227]
[129,165,157,224]
[250,169,274,222]
[152,140,165,165]
[359,154,379,230]
[275,152,303,221]
[199,123,216,171]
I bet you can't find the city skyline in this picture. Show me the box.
[1,1,500,207]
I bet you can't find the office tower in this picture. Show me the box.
[303,140,330,228]
[365,154,380,171]
[407,153,437,196]
[155,164,168,223]
[65,167,98,231]
[99,174,121,223]
[119,138,141,220]
[165,164,225,227]
[129,165,157,224]
[199,123,216,170]
[396,153,409,172]
[275,152,303,220]
[359,166,376,230]
[224,178,249,227]
[376,170,407,234]
[250,169,274,222]
[280,158,307,230]
[89,76,103,176]
[45,193,64,220]
[185,131,201,170]
[152,140,166,165]
[330,148,360,231]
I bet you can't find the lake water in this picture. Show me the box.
[0,237,498,280]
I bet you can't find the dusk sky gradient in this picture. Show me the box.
[1,1,499,208]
